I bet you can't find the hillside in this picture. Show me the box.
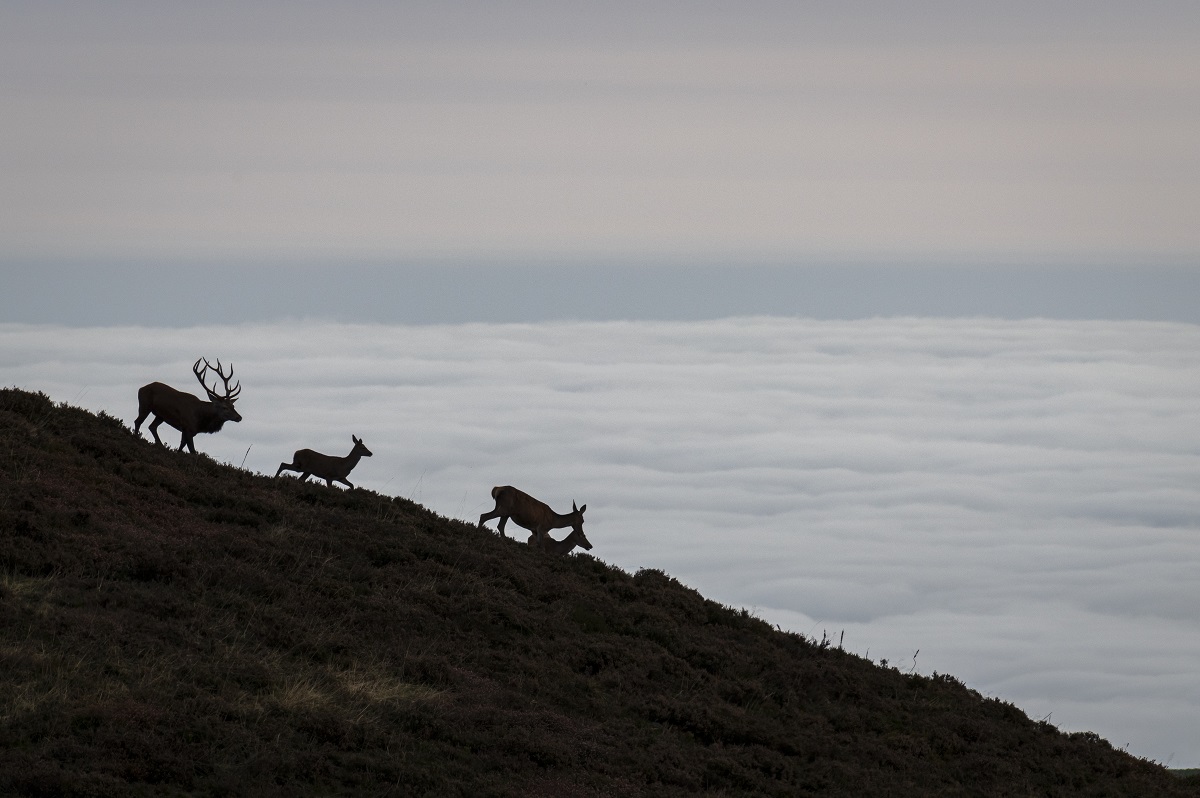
[1,387,1197,797]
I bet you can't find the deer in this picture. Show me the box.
[478,485,587,547]
[134,358,242,454]
[527,527,593,556]
[275,435,373,489]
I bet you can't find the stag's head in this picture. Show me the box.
[194,357,242,424]
[352,435,373,458]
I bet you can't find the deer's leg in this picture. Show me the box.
[134,407,149,435]
[147,417,166,447]
[478,507,503,529]
[180,433,196,454]
[298,472,311,482]
[275,463,289,477]
[496,516,509,538]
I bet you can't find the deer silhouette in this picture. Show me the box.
[276,436,373,489]
[134,358,242,454]
[479,485,587,546]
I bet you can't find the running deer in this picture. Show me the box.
[275,435,373,489]
[478,485,587,546]
[134,358,242,454]
[527,527,593,556]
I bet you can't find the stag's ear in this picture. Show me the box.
[353,435,361,444]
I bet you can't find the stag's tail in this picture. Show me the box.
[491,486,503,500]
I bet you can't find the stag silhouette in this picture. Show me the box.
[134,358,242,454]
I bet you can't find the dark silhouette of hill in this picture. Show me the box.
[1,387,1197,797]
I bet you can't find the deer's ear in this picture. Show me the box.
[353,435,360,444]
[578,504,586,514]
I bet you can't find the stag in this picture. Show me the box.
[527,527,593,556]
[275,436,373,489]
[134,358,242,454]
[478,485,587,546]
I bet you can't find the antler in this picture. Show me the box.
[193,357,241,402]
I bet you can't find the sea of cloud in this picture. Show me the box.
[3,317,1198,766]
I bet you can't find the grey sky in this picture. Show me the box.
[4,260,1200,326]
[3,1,1199,265]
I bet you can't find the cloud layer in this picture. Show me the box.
[3,316,1199,765]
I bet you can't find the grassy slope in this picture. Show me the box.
[1,387,1197,797]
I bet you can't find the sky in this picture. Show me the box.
[3,0,1200,768]
[2,2,1199,269]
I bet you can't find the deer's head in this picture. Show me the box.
[570,501,587,536]
[194,357,242,423]
[571,525,593,551]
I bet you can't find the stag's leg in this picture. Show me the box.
[496,516,509,538]
[298,472,311,483]
[180,433,196,454]
[134,408,150,437]
[338,478,354,489]
[275,463,290,478]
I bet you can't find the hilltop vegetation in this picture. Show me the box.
[1,387,1197,797]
